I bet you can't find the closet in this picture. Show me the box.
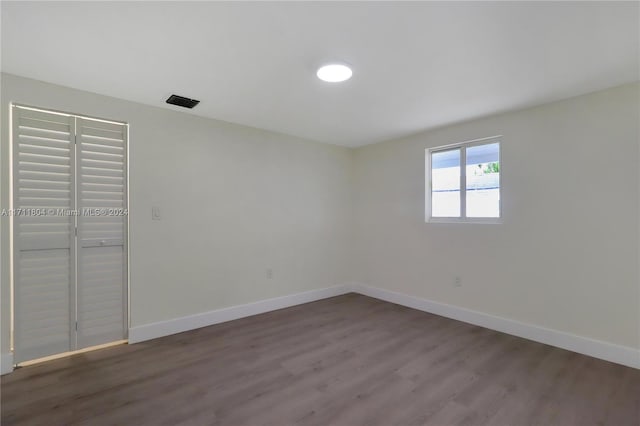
[12,105,128,363]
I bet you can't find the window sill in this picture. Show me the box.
[426,217,502,225]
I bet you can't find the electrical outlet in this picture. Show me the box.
[266,268,273,279]
[454,276,462,287]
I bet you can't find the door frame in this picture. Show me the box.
[10,103,130,364]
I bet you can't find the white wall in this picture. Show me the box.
[353,82,640,350]
[0,73,354,356]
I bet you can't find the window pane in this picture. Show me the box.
[466,143,500,218]
[431,149,460,217]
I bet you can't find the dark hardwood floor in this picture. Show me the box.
[1,293,639,426]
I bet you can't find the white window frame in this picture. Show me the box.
[426,135,502,224]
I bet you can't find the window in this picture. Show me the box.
[426,137,501,223]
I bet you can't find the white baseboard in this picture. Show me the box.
[352,283,640,370]
[1,352,14,375]
[129,285,351,344]
[129,282,638,369]
[4,283,635,374]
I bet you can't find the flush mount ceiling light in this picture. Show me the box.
[316,63,353,83]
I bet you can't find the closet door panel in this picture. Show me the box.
[76,117,127,349]
[13,107,75,363]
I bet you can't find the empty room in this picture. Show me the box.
[0,1,639,425]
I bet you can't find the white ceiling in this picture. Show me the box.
[2,2,638,147]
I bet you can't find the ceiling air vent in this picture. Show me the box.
[166,94,200,109]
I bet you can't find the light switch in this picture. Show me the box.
[152,206,161,220]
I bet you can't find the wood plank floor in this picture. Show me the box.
[2,293,639,426]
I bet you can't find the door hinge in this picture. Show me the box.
[75,227,77,237]
[75,321,78,331]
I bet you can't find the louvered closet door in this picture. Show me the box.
[13,107,75,363]
[76,117,127,349]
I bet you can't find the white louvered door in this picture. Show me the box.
[13,107,76,363]
[12,106,127,363]
[76,118,127,349]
